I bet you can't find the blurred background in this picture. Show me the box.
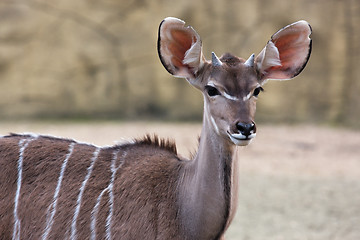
[0,0,359,127]
[1,1,360,240]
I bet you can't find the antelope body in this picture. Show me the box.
[0,17,312,240]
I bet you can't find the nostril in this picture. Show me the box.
[236,122,256,137]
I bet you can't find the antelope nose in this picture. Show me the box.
[236,122,256,137]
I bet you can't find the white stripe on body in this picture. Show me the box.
[106,151,127,240]
[90,187,108,240]
[90,150,127,240]
[71,147,101,240]
[42,142,76,240]
[13,137,37,240]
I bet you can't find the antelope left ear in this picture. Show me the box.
[157,17,205,81]
[255,20,312,83]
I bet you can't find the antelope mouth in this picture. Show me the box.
[227,131,256,146]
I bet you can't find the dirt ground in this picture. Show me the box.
[1,122,360,240]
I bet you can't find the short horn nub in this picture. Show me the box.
[211,52,222,66]
[244,53,255,67]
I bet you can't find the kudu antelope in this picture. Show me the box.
[0,17,312,239]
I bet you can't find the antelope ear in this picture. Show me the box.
[255,20,312,82]
[157,17,205,80]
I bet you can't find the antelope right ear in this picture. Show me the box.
[255,20,312,83]
[157,17,205,81]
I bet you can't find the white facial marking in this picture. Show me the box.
[223,92,239,101]
[208,81,239,101]
[228,132,256,146]
[210,115,220,135]
[242,92,252,101]
[71,147,100,240]
[207,81,216,88]
[13,137,37,240]
[42,142,76,240]
[205,98,220,135]
[243,84,262,101]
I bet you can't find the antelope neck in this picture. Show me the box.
[178,110,236,239]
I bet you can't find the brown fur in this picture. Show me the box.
[0,134,184,239]
[1,17,312,240]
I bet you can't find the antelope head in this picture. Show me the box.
[158,17,312,146]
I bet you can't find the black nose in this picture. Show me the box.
[236,122,256,137]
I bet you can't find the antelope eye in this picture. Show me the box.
[205,86,221,97]
[253,87,264,97]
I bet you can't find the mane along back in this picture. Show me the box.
[3,133,178,155]
[134,134,177,155]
